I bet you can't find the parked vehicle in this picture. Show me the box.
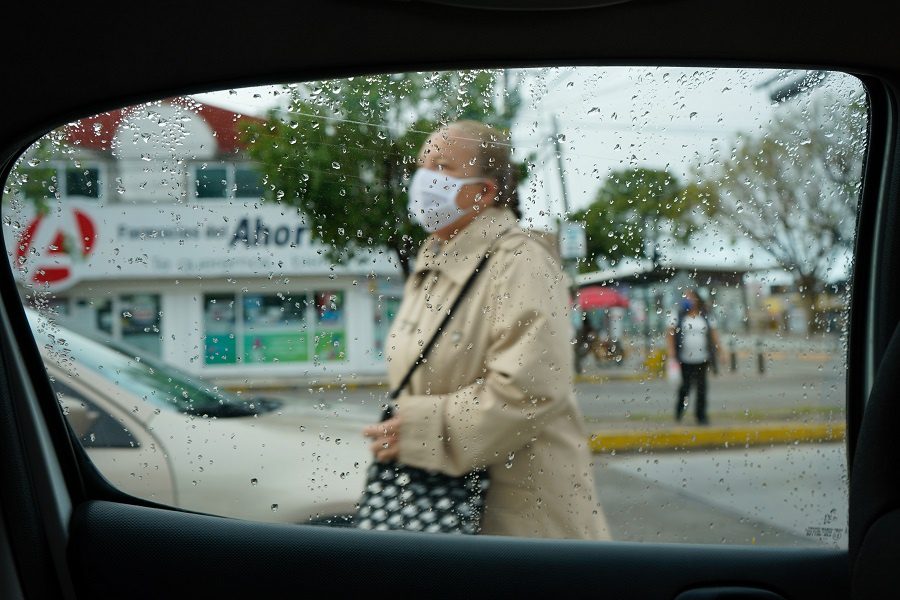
[28,309,368,525]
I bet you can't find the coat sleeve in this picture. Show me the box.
[395,239,576,477]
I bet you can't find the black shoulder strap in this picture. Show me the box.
[388,228,512,402]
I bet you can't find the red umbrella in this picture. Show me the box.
[576,286,629,310]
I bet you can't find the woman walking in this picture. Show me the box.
[361,120,608,540]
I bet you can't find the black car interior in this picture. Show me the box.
[2,1,899,598]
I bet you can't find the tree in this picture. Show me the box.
[243,71,523,277]
[3,136,65,215]
[704,90,866,332]
[571,167,711,270]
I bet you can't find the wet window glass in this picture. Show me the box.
[2,67,866,545]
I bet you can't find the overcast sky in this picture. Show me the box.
[194,67,864,283]
[194,67,782,220]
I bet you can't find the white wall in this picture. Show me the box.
[161,285,200,370]
[345,283,381,375]
[112,103,215,204]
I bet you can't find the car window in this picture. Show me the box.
[28,310,276,418]
[2,67,866,544]
[52,375,138,449]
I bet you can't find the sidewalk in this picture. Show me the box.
[575,331,842,383]
[236,331,847,455]
[579,339,846,453]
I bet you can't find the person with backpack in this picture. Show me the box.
[667,289,721,425]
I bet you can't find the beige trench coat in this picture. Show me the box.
[388,207,610,540]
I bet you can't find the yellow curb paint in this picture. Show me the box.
[589,422,846,453]
[575,373,648,384]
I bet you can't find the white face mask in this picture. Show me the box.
[407,168,487,233]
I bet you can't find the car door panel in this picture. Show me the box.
[70,500,848,600]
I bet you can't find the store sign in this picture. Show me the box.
[6,200,398,290]
[13,207,98,289]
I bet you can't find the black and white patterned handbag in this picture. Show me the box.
[356,462,489,534]
[355,232,509,534]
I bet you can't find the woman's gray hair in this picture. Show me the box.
[448,120,521,219]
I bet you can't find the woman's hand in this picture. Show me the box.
[362,415,402,462]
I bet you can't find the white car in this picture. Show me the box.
[28,309,369,525]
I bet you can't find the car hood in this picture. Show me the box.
[141,406,370,524]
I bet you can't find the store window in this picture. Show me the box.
[193,163,263,199]
[119,294,161,357]
[47,296,159,356]
[65,167,100,198]
[22,162,103,201]
[235,167,264,197]
[43,296,71,318]
[373,295,400,357]
[204,294,237,364]
[243,292,309,364]
[195,166,228,198]
[203,291,339,365]
[314,290,346,362]
[88,299,111,335]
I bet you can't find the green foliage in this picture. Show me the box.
[571,167,711,270]
[4,138,59,214]
[701,90,866,332]
[20,167,56,212]
[243,71,523,275]
[705,91,866,285]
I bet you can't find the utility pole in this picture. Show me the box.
[548,113,583,358]
[550,113,570,215]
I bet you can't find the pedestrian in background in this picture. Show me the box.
[360,120,608,540]
[667,289,721,425]
[575,317,598,374]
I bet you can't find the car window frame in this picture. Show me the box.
[0,61,892,600]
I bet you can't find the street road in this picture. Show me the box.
[271,349,846,426]
[268,346,848,548]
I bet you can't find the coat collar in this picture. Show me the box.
[413,207,518,284]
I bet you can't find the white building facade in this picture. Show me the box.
[5,99,403,385]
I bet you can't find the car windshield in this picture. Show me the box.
[27,309,263,417]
